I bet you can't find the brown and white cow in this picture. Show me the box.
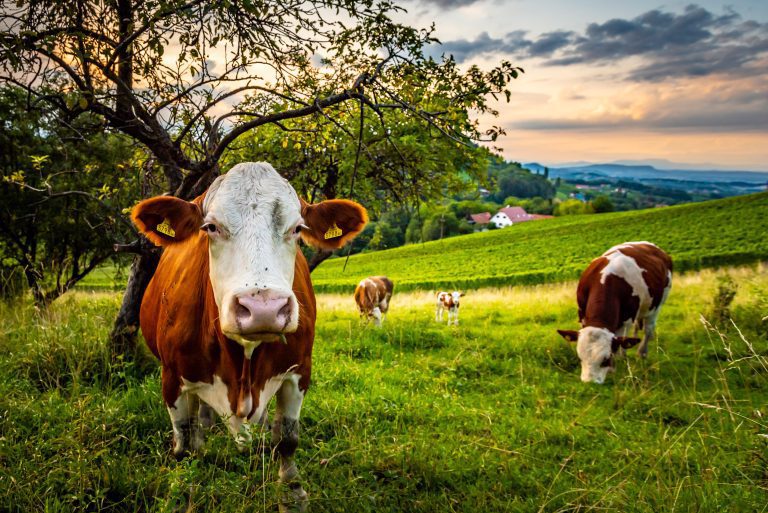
[354,276,393,326]
[557,241,672,384]
[436,291,464,325]
[131,162,367,512]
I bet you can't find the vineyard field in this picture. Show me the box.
[311,192,768,293]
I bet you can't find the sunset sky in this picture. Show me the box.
[395,0,768,170]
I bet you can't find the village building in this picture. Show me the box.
[469,206,553,230]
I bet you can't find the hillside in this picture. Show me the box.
[524,162,768,196]
[312,191,768,293]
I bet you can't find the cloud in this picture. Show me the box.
[435,31,530,62]
[414,0,484,8]
[437,5,768,81]
[509,77,768,133]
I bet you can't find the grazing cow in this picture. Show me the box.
[557,241,673,384]
[131,162,367,512]
[436,291,464,325]
[354,276,394,326]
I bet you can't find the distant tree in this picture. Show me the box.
[554,199,595,216]
[449,199,500,219]
[0,0,522,356]
[488,158,554,202]
[423,211,461,241]
[591,195,615,213]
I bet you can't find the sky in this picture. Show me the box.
[394,0,768,170]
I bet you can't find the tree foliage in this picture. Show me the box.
[0,86,137,305]
[488,158,554,202]
[0,0,521,199]
[553,198,595,216]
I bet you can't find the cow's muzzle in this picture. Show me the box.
[231,289,296,340]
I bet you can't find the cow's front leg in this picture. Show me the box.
[272,375,307,513]
[372,307,382,327]
[453,307,460,326]
[168,392,204,459]
[639,319,656,358]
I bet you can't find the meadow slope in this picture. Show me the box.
[1,266,767,512]
[312,192,768,293]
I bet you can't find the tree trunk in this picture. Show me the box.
[308,249,333,272]
[109,249,160,361]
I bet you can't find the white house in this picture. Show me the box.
[490,206,533,228]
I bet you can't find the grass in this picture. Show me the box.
[311,191,768,293]
[2,265,767,511]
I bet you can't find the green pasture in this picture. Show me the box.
[312,191,768,293]
[1,266,767,512]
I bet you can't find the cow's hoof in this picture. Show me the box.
[279,483,308,513]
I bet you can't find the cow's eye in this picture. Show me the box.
[600,356,613,368]
[201,222,218,234]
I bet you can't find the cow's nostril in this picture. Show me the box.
[278,300,291,318]
[236,303,250,320]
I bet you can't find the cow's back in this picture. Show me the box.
[577,242,671,331]
[606,242,672,312]
[374,276,393,298]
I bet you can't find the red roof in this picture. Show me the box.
[498,206,531,221]
[493,207,553,224]
[470,212,492,224]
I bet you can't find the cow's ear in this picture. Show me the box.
[557,329,579,343]
[460,292,466,297]
[613,336,641,351]
[132,196,203,246]
[299,198,368,250]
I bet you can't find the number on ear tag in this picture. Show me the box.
[324,222,342,239]
[156,218,175,237]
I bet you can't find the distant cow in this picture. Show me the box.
[354,276,393,326]
[131,162,367,511]
[436,291,464,325]
[557,241,672,384]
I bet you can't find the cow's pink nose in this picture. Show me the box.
[234,292,292,334]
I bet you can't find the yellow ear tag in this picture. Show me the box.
[324,222,342,239]
[156,218,175,238]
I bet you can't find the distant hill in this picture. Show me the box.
[523,162,768,196]
[312,192,768,293]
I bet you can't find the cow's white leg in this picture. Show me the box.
[453,307,460,326]
[372,307,382,327]
[168,392,204,458]
[639,313,658,358]
[436,305,442,322]
[272,374,307,513]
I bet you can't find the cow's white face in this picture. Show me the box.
[576,327,614,384]
[201,163,303,349]
[451,291,462,306]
